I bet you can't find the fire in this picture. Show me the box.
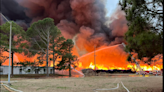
[2,44,162,72]
[127,64,162,71]
[87,62,95,69]
[76,45,163,71]
[80,61,162,71]
[86,62,126,70]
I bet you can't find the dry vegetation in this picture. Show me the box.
[0,85,10,92]
[1,75,163,92]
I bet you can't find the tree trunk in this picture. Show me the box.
[46,49,49,77]
[53,55,55,75]
[69,46,71,77]
[69,61,71,77]
[53,41,55,75]
[46,31,49,77]
[11,51,14,77]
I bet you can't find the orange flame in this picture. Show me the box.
[76,45,163,71]
[2,45,162,72]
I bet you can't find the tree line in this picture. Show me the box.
[0,18,77,77]
[119,0,163,65]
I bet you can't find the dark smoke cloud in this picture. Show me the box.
[15,20,28,30]
[70,0,106,31]
[75,7,128,55]
[1,0,128,56]
[16,0,72,25]
[57,20,79,39]
[1,0,31,24]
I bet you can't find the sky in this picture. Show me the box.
[105,0,120,17]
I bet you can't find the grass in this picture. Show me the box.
[56,86,70,89]
[1,74,66,79]
[1,74,163,92]
[0,86,10,92]
[128,80,142,82]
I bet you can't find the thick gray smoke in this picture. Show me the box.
[1,0,128,56]
[0,0,31,24]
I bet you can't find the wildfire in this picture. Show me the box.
[76,45,163,71]
[86,62,125,70]
[127,64,162,71]
[2,45,163,72]
[79,62,162,71]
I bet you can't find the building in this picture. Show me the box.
[0,66,53,75]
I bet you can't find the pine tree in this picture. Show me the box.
[25,18,63,77]
[57,39,78,77]
[119,0,163,63]
[0,22,26,76]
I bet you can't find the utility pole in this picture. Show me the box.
[1,13,12,85]
[94,45,96,70]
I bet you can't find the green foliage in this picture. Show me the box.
[57,53,77,70]
[49,28,66,75]
[25,18,75,76]
[25,18,57,57]
[120,0,163,63]
[57,39,78,77]
[25,18,58,76]
[49,29,66,58]
[60,39,74,53]
[0,22,26,68]
[0,21,26,52]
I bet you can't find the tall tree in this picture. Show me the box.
[26,18,61,77]
[49,35,65,75]
[57,39,78,77]
[0,21,25,76]
[119,0,163,64]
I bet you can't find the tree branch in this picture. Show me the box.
[35,27,47,41]
[33,38,46,53]
[40,27,48,37]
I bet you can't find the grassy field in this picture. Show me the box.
[0,85,10,92]
[1,74,163,92]
[1,74,66,79]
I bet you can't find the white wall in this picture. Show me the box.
[0,66,53,75]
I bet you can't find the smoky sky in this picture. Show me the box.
[1,0,128,55]
[0,0,31,24]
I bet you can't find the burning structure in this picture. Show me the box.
[1,0,163,71]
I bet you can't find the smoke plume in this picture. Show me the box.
[1,0,31,24]
[1,0,128,56]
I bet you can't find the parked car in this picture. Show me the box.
[136,71,152,75]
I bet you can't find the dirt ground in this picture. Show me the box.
[0,85,10,92]
[1,75,163,92]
